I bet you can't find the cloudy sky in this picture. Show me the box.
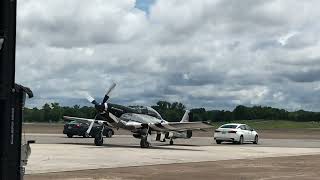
[16,0,320,111]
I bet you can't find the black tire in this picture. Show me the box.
[169,139,174,145]
[238,135,244,144]
[94,134,103,146]
[140,136,149,148]
[106,130,113,138]
[67,134,73,138]
[216,140,222,144]
[253,135,259,144]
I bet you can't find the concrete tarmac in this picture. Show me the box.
[26,155,320,180]
[24,134,320,175]
[25,133,320,148]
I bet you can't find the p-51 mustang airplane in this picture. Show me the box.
[64,83,213,148]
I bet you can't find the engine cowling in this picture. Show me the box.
[165,130,192,139]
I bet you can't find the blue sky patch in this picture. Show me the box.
[135,0,155,13]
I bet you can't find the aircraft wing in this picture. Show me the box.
[63,116,110,125]
[150,121,213,132]
[64,116,95,122]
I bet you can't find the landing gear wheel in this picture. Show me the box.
[216,140,222,144]
[94,132,104,146]
[169,139,174,145]
[253,135,259,144]
[140,136,150,148]
[238,135,244,144]
[67,134,73,138]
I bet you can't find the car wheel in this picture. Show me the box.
[253,135,259,144]
[238,135,244,144]
[67,134,73,138]
[106,130,113,138]
[216,140,222,144]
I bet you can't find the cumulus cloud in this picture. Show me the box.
[16,0,320,111]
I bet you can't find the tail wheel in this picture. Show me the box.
[238,135,244,144]
[67,134,73,138]
[216,140,222,144]
[253,135,259,144]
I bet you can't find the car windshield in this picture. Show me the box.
[220,125,238,129]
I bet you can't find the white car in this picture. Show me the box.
[214,123,259,144]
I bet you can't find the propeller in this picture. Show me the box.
[103,82,116,103]
[85,93,99,106]
[85,82,116,105]
[84,83,117,135]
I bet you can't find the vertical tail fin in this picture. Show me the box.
[180,110,190,122]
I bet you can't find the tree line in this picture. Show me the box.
[23,101,320,122]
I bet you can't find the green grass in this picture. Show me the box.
[211,120,320,130]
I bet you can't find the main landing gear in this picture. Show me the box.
[140,127,151,148]
[94,133,104,146]
[94,127,104,146]
[140,135,150,148]
[169,139,174,145]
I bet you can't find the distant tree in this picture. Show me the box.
[152,101,186,121]
[50,102,61,122]
[233,105,252,120]
[23,101,320,123]
[42,103,51,122]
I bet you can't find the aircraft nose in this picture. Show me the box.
[95,103,108,112]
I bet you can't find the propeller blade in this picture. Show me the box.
[85,93,99,106]
[86,120,95,135]
[86,114,102,135]
[105,82,116,97]
[102,83,116,104]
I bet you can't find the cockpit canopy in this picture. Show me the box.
[129,106,163,119]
